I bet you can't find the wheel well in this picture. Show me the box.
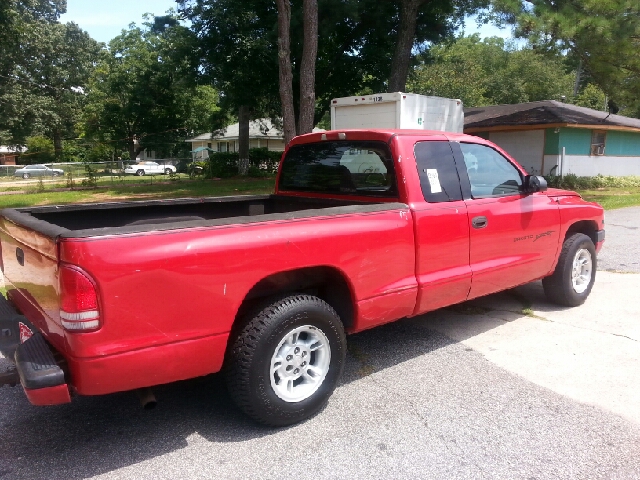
[235,266,355,330]
[565,220,598,245]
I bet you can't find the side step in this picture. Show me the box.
[0,294,70,404]
[15,333,66,390]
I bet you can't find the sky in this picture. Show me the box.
[60,1,514,45]
[60,0,179,44]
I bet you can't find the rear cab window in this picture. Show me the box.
[279,141,397,198]
[413,141,463,203]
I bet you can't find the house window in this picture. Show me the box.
[207,143,212,149]
[591,131,606,156]
[217,142,229,152]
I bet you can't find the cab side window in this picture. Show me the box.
[459,143,522,198]
[414,141,463,203]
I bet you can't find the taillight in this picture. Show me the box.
[58,265,101,332]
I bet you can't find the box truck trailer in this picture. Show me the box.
[330,92,464,133]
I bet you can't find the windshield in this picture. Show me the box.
[279,141,397,197]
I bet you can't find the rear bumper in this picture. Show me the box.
[1,296,70,406]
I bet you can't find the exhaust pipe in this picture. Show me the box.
[136,387,157,410]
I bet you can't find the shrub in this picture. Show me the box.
[206,148,282,179]
[545,174,640,190]
[24,136,55,165]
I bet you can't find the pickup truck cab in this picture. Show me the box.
[0,130,604,426]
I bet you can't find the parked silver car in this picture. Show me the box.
[14,164,64,179]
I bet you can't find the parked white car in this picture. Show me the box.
[124,162,177,176]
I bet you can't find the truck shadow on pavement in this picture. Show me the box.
[0,281,575,480]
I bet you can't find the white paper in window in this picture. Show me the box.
[426,169,442,193]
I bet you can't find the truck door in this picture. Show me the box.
[450,142,560,300]
[411,141,471,315]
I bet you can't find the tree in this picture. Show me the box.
[179,0,282,174]
[408,35,575,107]
[0,1,100,155]
[489,0,640,116]
[276,0,318,144]
[83,18,218,160]
[181,0,484,147]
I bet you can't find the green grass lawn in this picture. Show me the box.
[578,187,640,210]
[0,176,276,209]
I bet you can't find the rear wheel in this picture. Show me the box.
[542,233,596,306]
[136,169,145,176]
[225,295,346,426]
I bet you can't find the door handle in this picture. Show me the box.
[16,247,24,266]
[472,216,488,229]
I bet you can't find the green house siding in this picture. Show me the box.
[605,131,640,156]
[559,128,592,155]
[544,128,560,155]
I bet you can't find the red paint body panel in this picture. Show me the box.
[465,192,561,300]
[0,129,606,405]
[23,384,71,406]
[58,208,416,361]
[67,333,229,395]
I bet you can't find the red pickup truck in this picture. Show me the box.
[0,130,604,426]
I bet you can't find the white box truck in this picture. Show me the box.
[330,92,463,133]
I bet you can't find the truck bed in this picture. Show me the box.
[1,194,399,238]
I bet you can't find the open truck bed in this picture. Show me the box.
[1,194,397,238]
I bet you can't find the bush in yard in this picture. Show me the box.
[24,136,55,165]
[545,174,640,190]
[207,148,281,179]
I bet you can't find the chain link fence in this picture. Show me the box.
[0,159,184,182]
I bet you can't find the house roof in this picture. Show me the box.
[464,100,640,132]
[186,118,324,142]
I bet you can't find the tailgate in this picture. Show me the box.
[0,215,61,340]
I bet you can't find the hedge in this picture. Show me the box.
[207,148,282,178]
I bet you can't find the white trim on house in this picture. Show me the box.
[544,155,640,177]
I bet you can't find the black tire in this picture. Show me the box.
[225,294,346,427]
[542,233,596,307]
[52,172,60,177]
[136,169,145,176]
[164,168,172,175]
[22,173,30,179]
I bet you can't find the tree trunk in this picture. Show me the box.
[298,0,318,135]
[388,0,424,93]
[275,0,297,144]
[128,139,137,163]
[238,105,250,176]
[53,129,62,162]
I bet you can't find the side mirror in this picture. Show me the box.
[524,175,547,194]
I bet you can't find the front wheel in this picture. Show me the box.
[542,233,596,306]
[22,173,30,179]
[225,295,346,426]
[164,168,173,175]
